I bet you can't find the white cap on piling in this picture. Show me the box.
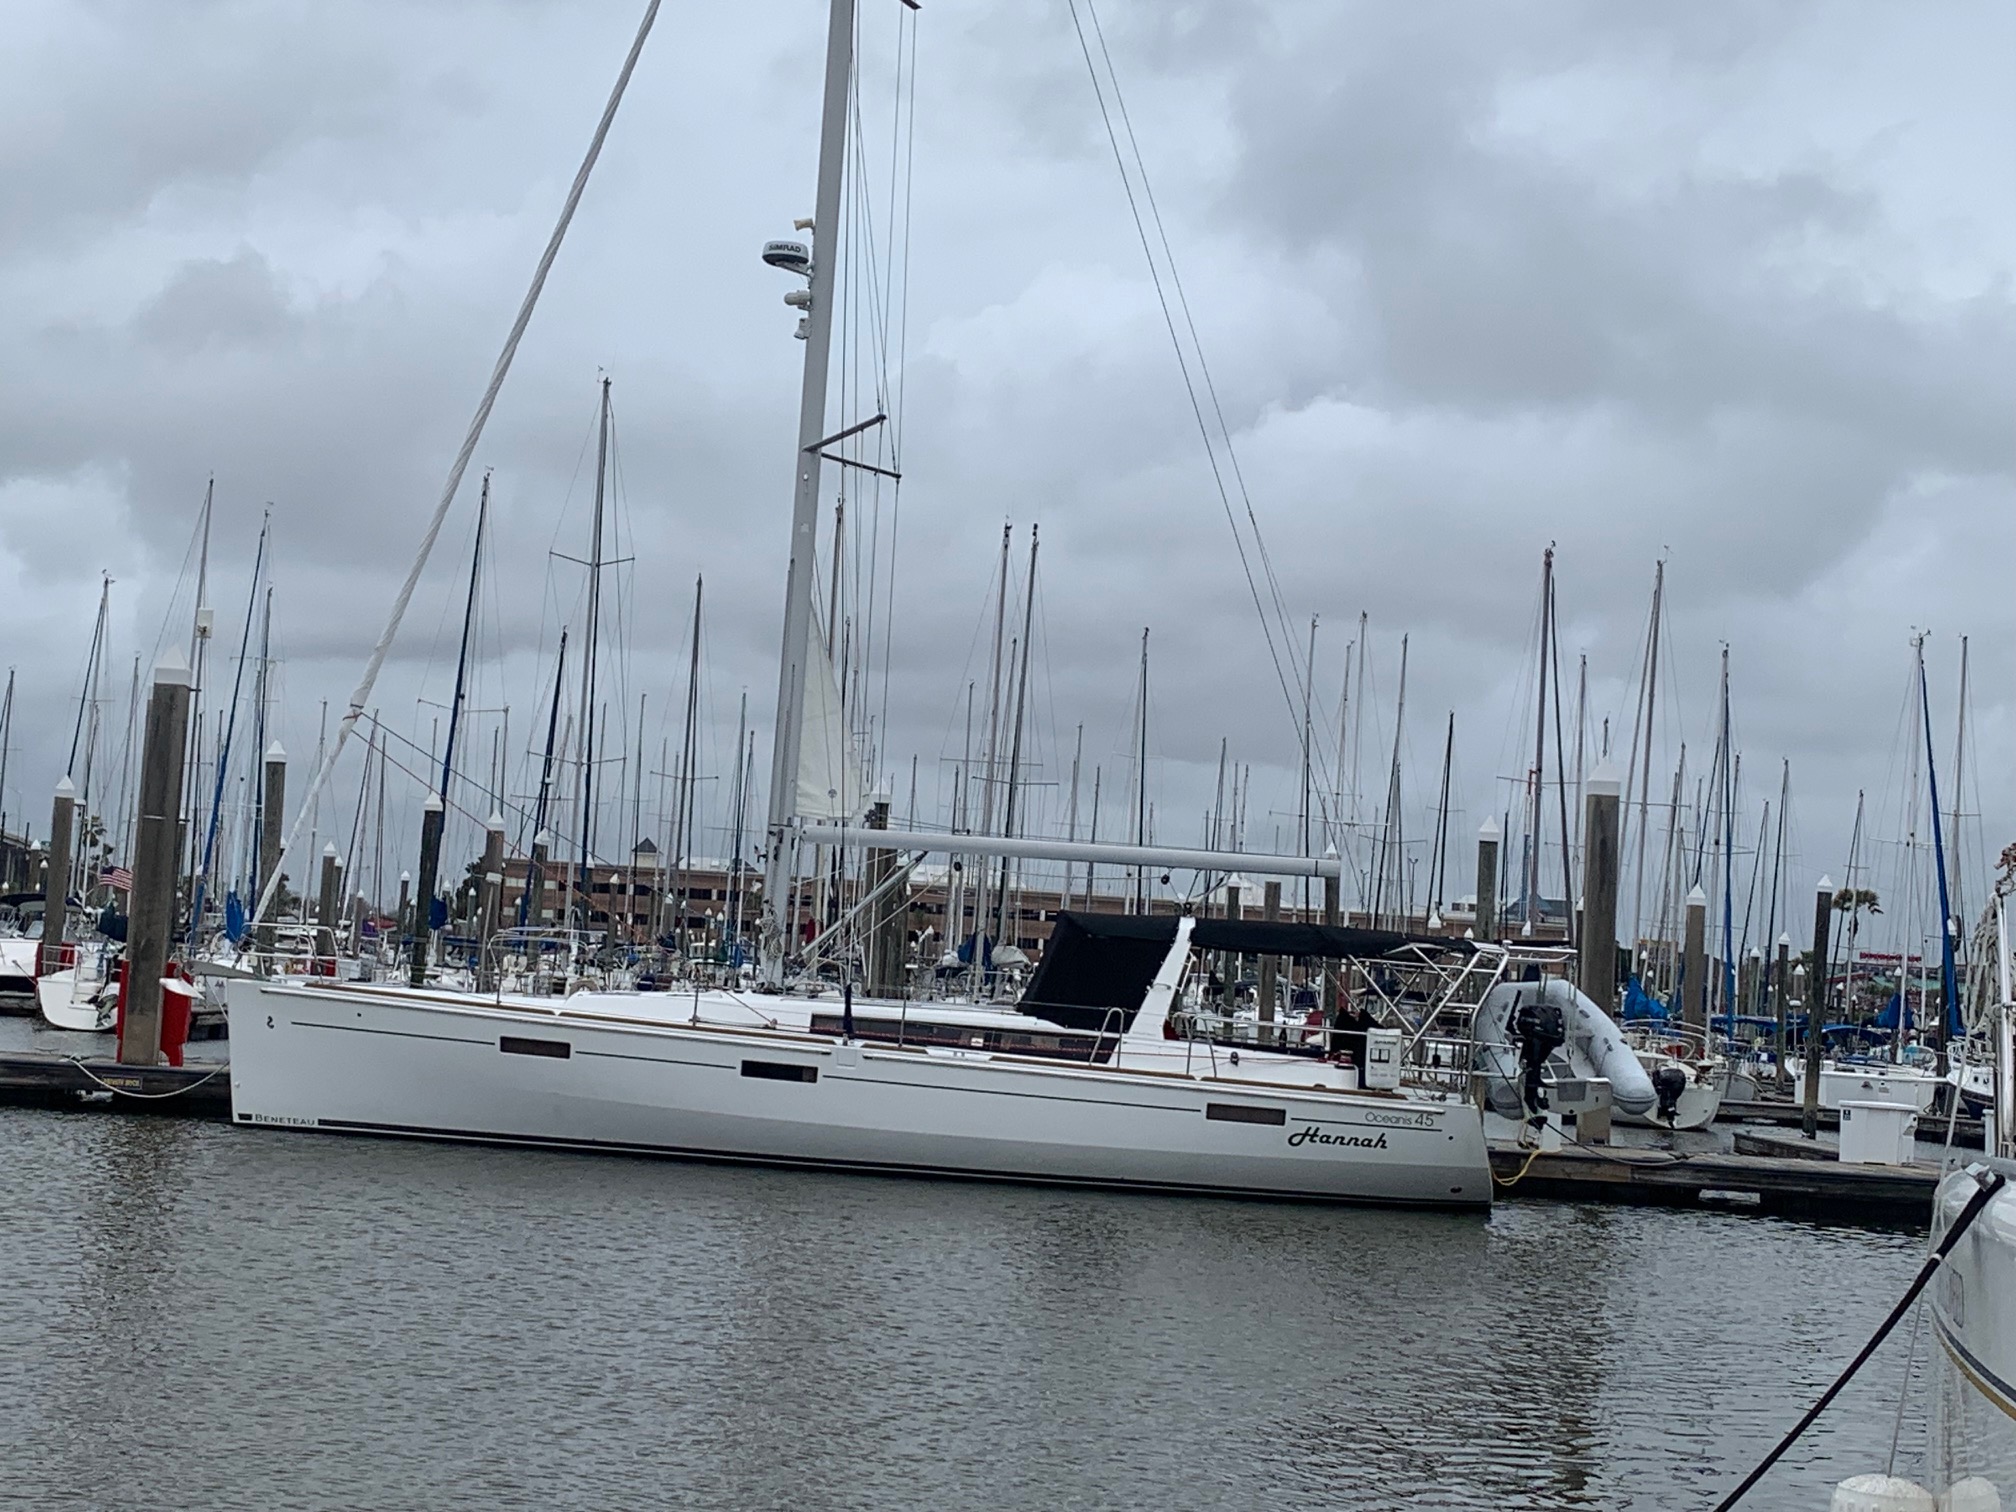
[266,740,287,763]
[399,870,411,883]
[1479,816,1501,841]
[1817,874,1835,892]
[423,792,444,812]
[1686,884,1707,908]
[535,828,553,847]
[55,774,75,799]
[322,841,338,857]
[152,646,193,688]
[1586,759,1622,798]
[486,809,506,832]
[1778,932,1792,947]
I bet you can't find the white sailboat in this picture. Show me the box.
[221,0,1497,1208]
[228,913,1495,1206]
[1835,891,2015,1506]
[36,941,119,1033]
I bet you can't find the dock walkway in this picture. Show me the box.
[1718,1097,1983,1148]
[0,1051,231,1118]
[1488,1138,1940,1221]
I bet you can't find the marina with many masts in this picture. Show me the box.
[0,3,2011,1508]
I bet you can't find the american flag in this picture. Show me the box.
[100,866,133,892]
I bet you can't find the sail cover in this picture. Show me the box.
[1018,912,1471,1035]
[795,615,866,822]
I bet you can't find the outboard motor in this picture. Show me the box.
[1514,993,1567,1118]
[1652,1063,1688,1123]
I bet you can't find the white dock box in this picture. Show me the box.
[1837,1100,1917,1166]
[1362,1028,1403,1090]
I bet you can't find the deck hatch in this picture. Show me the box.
[1205,1102,1286,1126]
[500,1035,572,1060]
[742,1059,818,1083]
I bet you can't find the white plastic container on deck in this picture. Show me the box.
[1837,1100,1918,1166]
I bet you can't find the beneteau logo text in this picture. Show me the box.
[1287,1125,1388,1151]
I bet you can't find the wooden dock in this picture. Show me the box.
[1718,1097,1984,1150]
[0,1051,232,1118]
[1489,1139,1940,1222]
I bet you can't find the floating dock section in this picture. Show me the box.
[1488,1139,1939,1221]
[0,1051,231,1118]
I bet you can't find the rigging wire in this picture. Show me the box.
[250,0,662,930]
[1063,0,1307,770]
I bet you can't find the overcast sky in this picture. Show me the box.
[4,1,2011,951]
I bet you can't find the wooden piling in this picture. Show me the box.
[864,798,905,997]
[121,652,193,1066]
[525,829,551,932]
[1577,763,1620,1010]
[1259,879,1280,1043]
[477,810,505,990]
[1682,886,1707,1043]
[1322,862,1341,1020]
[1475,817,1500,940]
[257,740,286,956]
[316,843,340,932]
[409,792,444,988]
[41,776,75,978]
[1773,932,1791,1092]
[1222,879,1242,1009]
[1802,876,1834,1137]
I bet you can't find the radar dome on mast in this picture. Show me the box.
[761,239,811,276]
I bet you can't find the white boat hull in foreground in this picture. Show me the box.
[222,977,1491,1209]
[1933,1162,2016,1422]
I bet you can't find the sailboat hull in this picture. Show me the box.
[222,979,1491,1209]
[37,969,117,1032]
[1932,1164,2016,1422]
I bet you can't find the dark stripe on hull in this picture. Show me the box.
[1936,1312,2016,1422]
[242,1114,1489,1211]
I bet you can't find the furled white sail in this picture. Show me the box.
[795,616,865,822]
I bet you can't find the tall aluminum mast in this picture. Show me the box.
[760,0,857,982]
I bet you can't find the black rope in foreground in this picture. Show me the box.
[1707,1167,2006,1512]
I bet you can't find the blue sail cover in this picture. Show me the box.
[224,890,247,944]
[1621,975,1668,1021]
[1873,988,1967,1037]
[1874,990,1909,1031]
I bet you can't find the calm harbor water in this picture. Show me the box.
[0,1019,1937,1512]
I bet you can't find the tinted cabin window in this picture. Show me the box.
[1205,1102,1286,1126]
[741,1060,818,1083]
[500,1036,571,1059]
